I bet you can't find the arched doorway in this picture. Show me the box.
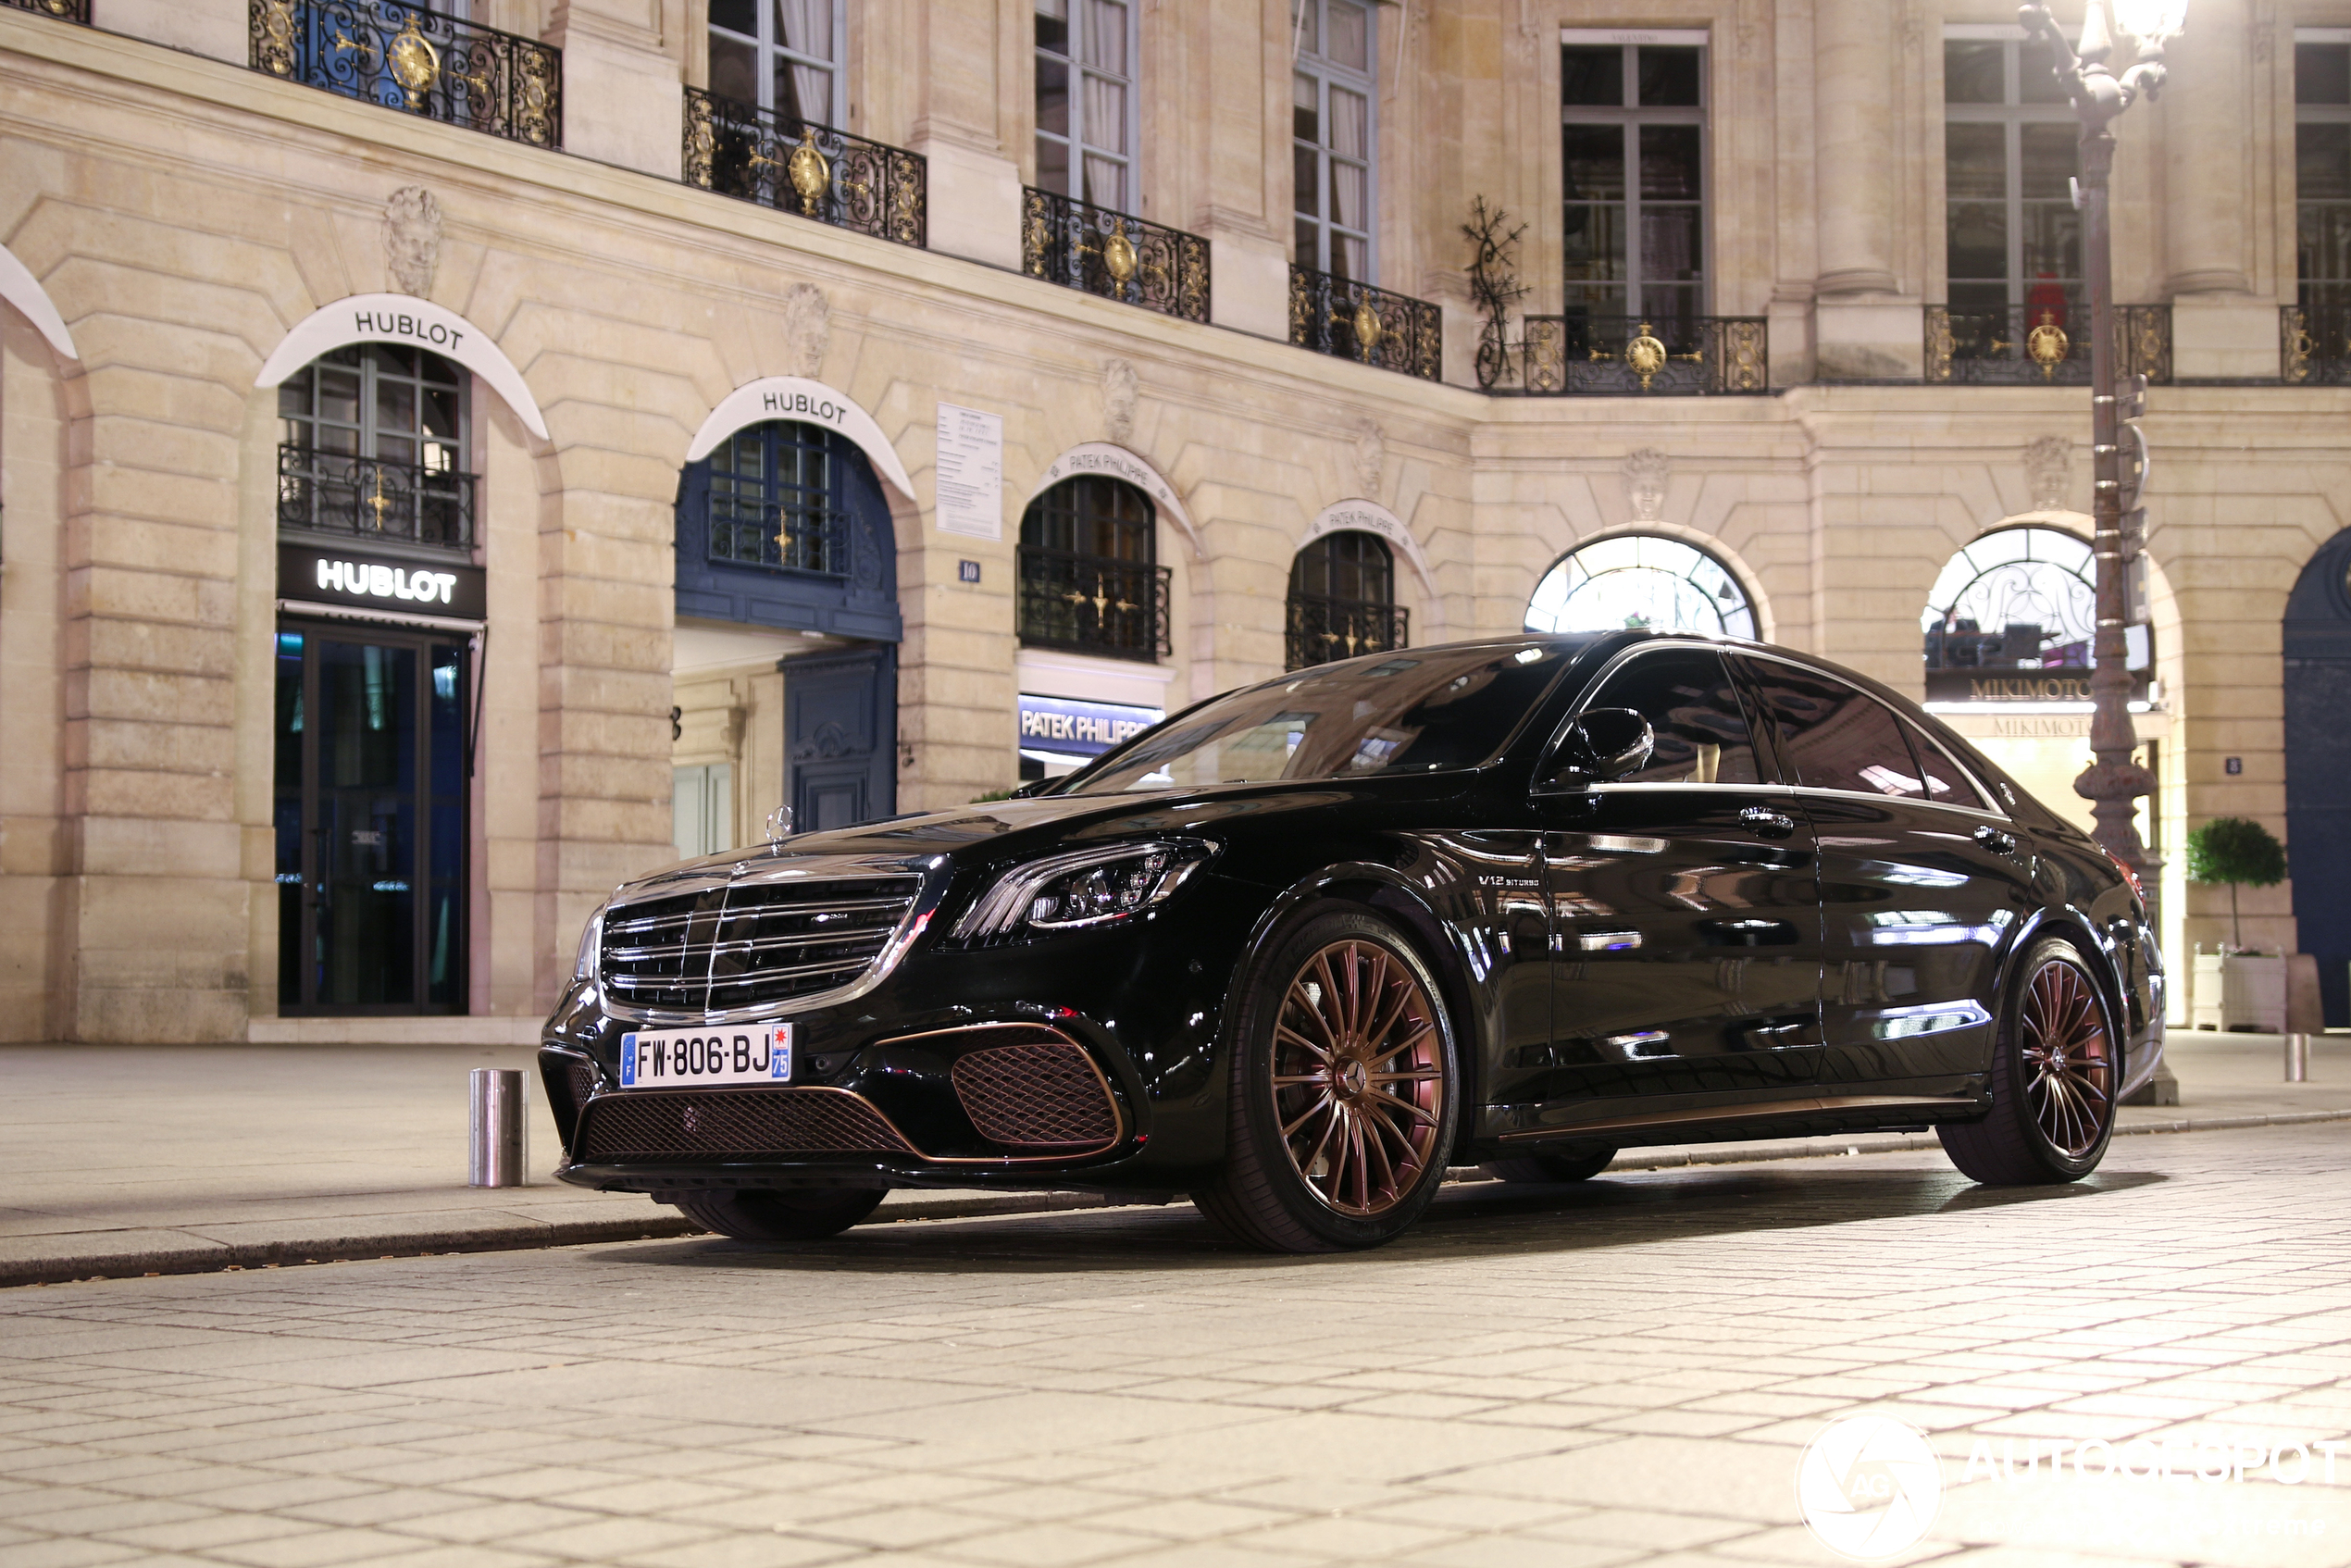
[1524,533,1758,638]
[674,418,901,840]
[2286,530,2351,1026]
[272,342,482,1014]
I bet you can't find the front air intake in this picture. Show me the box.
[574,1088,915,1162]
[950,1034,1121,1151]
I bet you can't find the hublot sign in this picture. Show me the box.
[279,541,487,622]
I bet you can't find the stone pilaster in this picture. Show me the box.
[2162,0,2275,377]
[903,0,1023,271]
[1811,0,1920,380]
[547,0,682,181]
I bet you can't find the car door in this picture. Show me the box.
[1516,644,1828,1111]
[1733,654,2037,1092]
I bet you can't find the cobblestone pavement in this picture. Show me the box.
[1,1124,2346,1568]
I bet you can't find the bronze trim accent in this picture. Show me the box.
[1498,1094,1980,1142]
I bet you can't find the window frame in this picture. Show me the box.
[706,0,847,125]
[1558,28,1710,324]
[1292,0,1378,281]
[1737,653,2009,818]
[702,419,853,580]
[1034,0,1143,214]
[2295,29,2351,313]
[1940,23,2082,317]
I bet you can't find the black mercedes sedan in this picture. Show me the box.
[541,631,2164,1253]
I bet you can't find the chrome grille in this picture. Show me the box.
[600,871,922,1016]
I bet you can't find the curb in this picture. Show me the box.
[6,1109,2345,1289]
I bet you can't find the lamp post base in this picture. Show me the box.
[2122,1063,2180,1107]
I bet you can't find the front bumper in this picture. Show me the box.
[541,873,1269,1194]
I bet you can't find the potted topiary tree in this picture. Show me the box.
[2185,816,2289,1031]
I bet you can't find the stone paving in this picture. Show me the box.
[1,1122,2347,1568]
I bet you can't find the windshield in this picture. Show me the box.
[1060,640,1590,794]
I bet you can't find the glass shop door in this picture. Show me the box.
[274,621,469,1013]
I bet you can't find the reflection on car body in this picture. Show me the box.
[542,631,2163,1253]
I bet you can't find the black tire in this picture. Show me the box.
[1938,935,2120,1185]
[669,1187,888,1242]
[1196,906,1460,1253]
[1483,1147,1617,1184]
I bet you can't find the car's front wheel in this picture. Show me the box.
[669,1187,888,1242]
[1197,907,1459,1253]
[1938,936,2119,1185]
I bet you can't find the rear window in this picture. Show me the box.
[1740,660,1929,799]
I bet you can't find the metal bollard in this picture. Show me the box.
[2285,1033,2310,1084]
[469,1068,529,1187]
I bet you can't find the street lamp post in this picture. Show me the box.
[2017,0,2176,884]
[2019,0,2181,1102]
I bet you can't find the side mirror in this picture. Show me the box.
[1543,708,1655,789]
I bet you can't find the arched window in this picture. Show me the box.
[1018,475,1167,662]
[1287,530,1407,670]
[276,344,471,552]
[1922,526,2096,678]
[674,420,897,636]
[1524,534,1756,640]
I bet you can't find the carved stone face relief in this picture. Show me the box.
[1102,357,1138,444]
[780,283,829,380]
[382,187,442,298]
[1622,447,1671,523]
[2025,436,2071,513]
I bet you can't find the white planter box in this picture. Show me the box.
[2191,951,2286,1032]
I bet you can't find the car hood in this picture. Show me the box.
[617,781,1424,895]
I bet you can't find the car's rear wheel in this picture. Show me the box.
[1938,936,2119,1185]
[1197,908,1459,1253]
[1483,1147,1617,1184]
[669,1187,887,1242]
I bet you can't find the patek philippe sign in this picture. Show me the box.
[279,542,487,622]
[1018,693,1163,758]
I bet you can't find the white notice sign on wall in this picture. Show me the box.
[935,404,1004,540]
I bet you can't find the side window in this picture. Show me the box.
[1740,661,1926,799]
[1575,647,1760,786]
[1901,715,1998,811]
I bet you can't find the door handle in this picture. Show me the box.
[1973,824,2021,856]
[1738,805,1797,840]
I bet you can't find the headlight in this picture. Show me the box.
[573,902,606,982]
[952,841,1212,942]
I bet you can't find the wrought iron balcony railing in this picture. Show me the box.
[6,0,88,24]
[1285,596,1409,672]
[1925,303,2171,386]
[250,0,560,148]
[1288,267,1440,381]
[2281,303,2351,384]
[683,89,926,249]
[1485,315,1769,395]
[1016,547,1173,664]
[1022,189,1209,324]
[278,445,476,552]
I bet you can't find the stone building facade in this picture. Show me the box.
[1,0,2345,1043]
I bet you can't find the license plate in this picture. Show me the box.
[618,1026,791,1089]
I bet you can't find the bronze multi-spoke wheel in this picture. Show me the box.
[1198,907,1459,1252]
[1939,936,2120,1184]
[1271,939,1448,1217]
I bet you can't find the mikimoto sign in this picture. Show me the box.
[279,542,487,622]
